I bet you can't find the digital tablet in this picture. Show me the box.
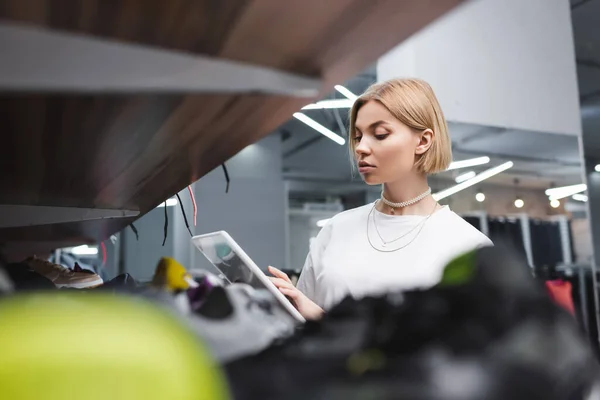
[191,231,305,323]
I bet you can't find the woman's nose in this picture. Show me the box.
[355,139,371,156]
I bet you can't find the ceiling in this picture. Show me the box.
[281,1,600,198]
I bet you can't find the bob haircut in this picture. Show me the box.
[348,78,452,174]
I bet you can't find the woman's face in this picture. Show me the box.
[353,100,431,185]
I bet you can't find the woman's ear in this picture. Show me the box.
[415,129,434,155]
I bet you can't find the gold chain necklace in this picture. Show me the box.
[372,202,429,246]
[366,201,438,253]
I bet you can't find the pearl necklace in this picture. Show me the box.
[380,187,431,214]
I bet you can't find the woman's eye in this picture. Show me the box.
[353,136,362,142]
[375,133,389,140]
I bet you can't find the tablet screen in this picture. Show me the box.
[192,231,306,323]
[193,233,265,289]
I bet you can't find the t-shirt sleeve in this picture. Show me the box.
[477,233,494,248]
[295,217,333,305]
[296,251,317,301]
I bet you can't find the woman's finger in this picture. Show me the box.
[268,266,292,284]
[268,277,295,291]
[279,287,299,300]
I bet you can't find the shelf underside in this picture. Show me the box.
[0,0,465,254]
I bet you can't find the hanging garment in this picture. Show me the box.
[463,216,482,231]
[226,245,600,400]
[487,217,526,259]
[529,220,564,270]
[545,280,575,316]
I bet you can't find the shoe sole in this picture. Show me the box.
[55,277,104,289]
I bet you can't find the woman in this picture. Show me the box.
[269,78,492,320]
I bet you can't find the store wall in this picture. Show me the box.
[186,134,286,273]
[439,186,557,218]
[571,218,593,264]
[121,134,286,279]
[378,0,580,136]
[287,209,340,272]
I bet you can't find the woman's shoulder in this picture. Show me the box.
[311,203,372,247]
[433,207,493,248]
[326,203,373,227]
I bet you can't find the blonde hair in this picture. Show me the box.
[348,78,452,174]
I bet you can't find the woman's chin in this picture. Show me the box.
[360,174,383,186]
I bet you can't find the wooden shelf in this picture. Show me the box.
[0,0,465,253]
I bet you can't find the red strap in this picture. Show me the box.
[545,280,575,315]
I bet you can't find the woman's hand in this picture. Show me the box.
[268,266,324,320]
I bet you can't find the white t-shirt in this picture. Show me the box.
[296,203,493,310]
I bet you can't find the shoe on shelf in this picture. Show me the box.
[24,257,103,289]
[73,262,96,275]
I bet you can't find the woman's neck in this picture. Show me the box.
[377,174,438,216]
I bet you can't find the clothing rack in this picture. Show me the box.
[460,211,489,236]
[461,211,600,347]
[461,211,574,270]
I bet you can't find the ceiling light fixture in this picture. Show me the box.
[550,199,560,208]
[157,198,178,207]
[546,183,587,200]
[455,171,476,183]
[475,192,486,202]
[595,164,600,172]
[433,161,514,201]
[71,245,99,256]
[446,156,491,171]
[301,99,354,110]
[572,193,588,202]
[514,198,524,209]
[334,85,358,100]
[293,113,346,145]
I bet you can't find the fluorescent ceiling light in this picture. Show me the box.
[157,197,178,207]
[572,194,588,202]
[316,218,330,227]
[302,99,354,110]
[433,161,514,201]
[455,171,476,183]
[546,184,587,200]
[293,113,345,145]
[334,85,358,100]
[446,156,490,171]
[71,245,98,256]
[545,183,587,196]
